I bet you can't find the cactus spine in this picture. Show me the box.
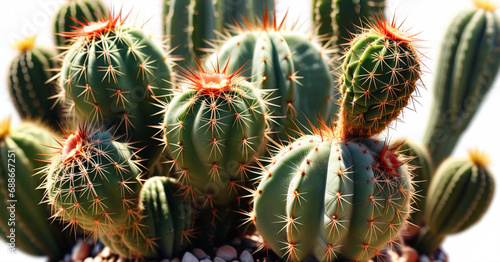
[0,118,73,260]
[253,127,413,261]
[59,13,174,165]
[7,37,63,130]
[338,17,422,138]
[413,151,495,255]
[53,0,109,48]
[423,2,500,167]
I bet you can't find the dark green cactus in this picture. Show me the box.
[7,37,63,130]
[42,125,143,239]
[59,13,174,166]
[338,17,421,139]
[53,0,109,48]
[163,63,270,210]
[413,151,495,255]
[0,118,73,260]
[207,16,338,140]
[253,128,414,261]
[423,3,500,167]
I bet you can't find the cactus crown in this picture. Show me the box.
[368,15,419,44]
[473,0,499,11]
[0,116,12,140]
[59,10,124,39]
[14,35,36,52]
[468,149,491,168]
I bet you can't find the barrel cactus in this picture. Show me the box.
[0,118,73,260]
[338,16,422,139]
[413,150,495,255]
[53,0,109,48]
[59,12,174,165]
[7,36,63,130]
[423,1,500,167]
[253,125,414,261]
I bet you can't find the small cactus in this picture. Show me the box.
[413,150,495,255]
[253,123,414,262]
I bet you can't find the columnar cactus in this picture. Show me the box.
[338,17,422,139]
[413,150,495,255]
[208,16,338,140]
[0,118,73,260]
[253,126,414,261]
[42,125,143,238]
[423,1,500,167]
[53,0,109,48]
[163,62,270,210]
[59,13,174,165]
[7,37,63,130]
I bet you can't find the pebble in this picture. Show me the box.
[231,237,242,246]
[402,246,419,262]
[100,247,111,258]
[84,258,93,262]
[200,259,212,262]
[193,248,210,259]
[419,255,431,262]
[72,239,92,261]
[161,259,171,262]
[182,252,199,262]
[93,257,102,262]
[64,253,72,262]
[214,257,226,262]
[216,245,238,261]
[172,258,181,262]
[240,250,254,262]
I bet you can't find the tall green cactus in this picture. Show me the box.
[53,0,109,48]
[338,16,422,139]
[413,151,495,255]
[7,37,63,130]
[0,118,73,260]
[59,13,174,166]
[163,63,270,210]
[423,2,500,167]
[207,16,337,140]
[253,130,413,261]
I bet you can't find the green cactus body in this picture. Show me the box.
[99,176,194,259]
[253,133,413,261]
[247,0,275,25]
[53,0,108,47]
[312,0,333,40]
[0,119,73,260]
[423,4,500,167]
[392,139,433,227]
[8,37,63,130]
[209,22,337,140]
[414,151,495,255]
[43,126,143,239]
[339,18,421,138]
[215,0,248,32]
[60,15,173,165]
[163,65,269,210]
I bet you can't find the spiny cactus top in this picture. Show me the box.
[7,36,63,130]
[59,12,174,165]
[42,125,143,239]
[338,16,422,139]
[207,13,338,140]
[163,61,271,210]
[253,122,414,261]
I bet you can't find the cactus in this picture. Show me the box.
[59,12,174,165]
[42,125,143,239]
[53,0,109,48]
[413,150,495,255]
[423,1,500,167]
[338,16,422,139]
[7,36,63,130]
[0,118,73,260]
[99,176,195,259]
[253,126,413,261]
[163,62,270,210]
[391,139,433,227]
[208,15,338,140]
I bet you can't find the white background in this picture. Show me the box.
[0,0,499,261]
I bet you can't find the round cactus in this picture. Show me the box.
[414,150,495,255]
[53,0,109,48]
[423,1,500,167]
[338,16,422,139]
[207,15,338,140]
[0,118,73,260]
[253,125,414,261]
[163,62,270,210]
[7,36,63,130]
[59,12,174,165]
[42,125,143,239]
